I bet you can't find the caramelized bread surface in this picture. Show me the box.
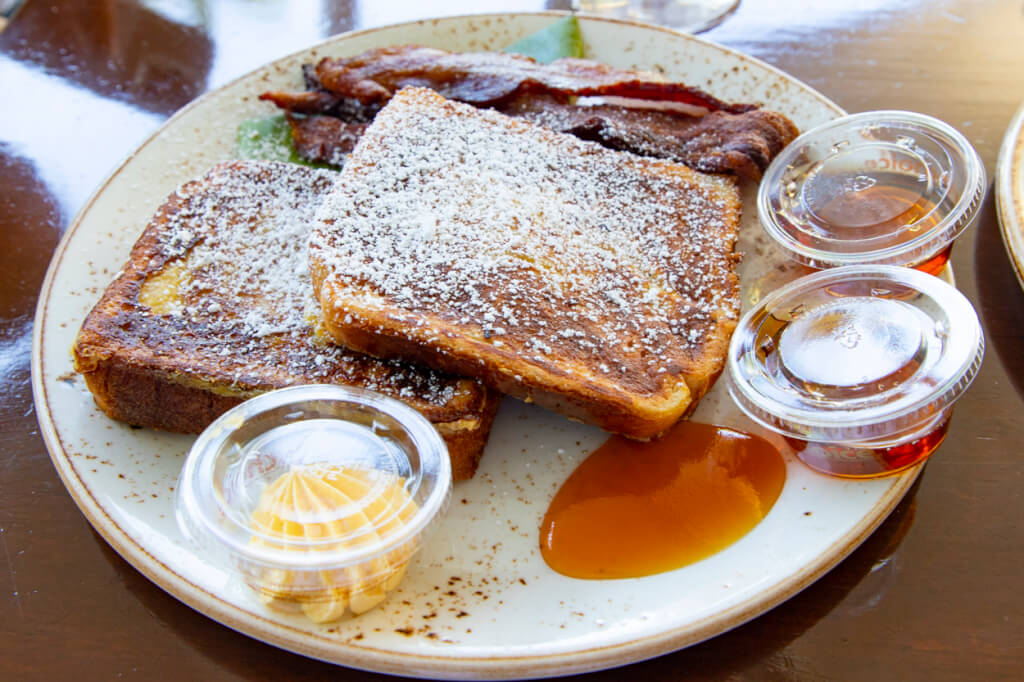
[72,160,498,480]
[311,88,741,439]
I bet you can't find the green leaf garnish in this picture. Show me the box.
[503,15,584,63]
[235,114,333,167]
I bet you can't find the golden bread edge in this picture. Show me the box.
[73,348,498,481]
[312,263,705,440]
[70,160,500,480]
[308,89,742,440]
[73,314,497,482]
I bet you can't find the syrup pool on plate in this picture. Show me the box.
[757,111,985,275]
[540,421,786,579]
[727,265,984,478]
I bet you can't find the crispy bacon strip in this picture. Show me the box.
[262,90,343,115]
[260,91,382,121]
[308,46,754,113]
[494,93,799,179]
[263,45,752,114]
[287,115,368,167]
[258,45,799,178]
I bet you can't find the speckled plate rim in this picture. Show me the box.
[996,102,1024,290]
[31,11,921,679]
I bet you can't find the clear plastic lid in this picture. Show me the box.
[758,111,985,268]
[175,384,451,621]
[727,265,984,444]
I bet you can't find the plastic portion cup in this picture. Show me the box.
[175,384,451,621]
[726,265,984,477]
[757,111,985,274]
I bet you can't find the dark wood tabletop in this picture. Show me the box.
[3,0,1023,679]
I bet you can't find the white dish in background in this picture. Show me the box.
[32,13,920,679]
[997,102,1024,289]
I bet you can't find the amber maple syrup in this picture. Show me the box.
[755,293,947,478]
[539,421,785,580]
[760,112,983,280]
[912,243,953,276]
[799,171,952,275]
[784,414,951,478]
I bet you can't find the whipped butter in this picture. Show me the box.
[249,465,419,622]
[175,385,452,625]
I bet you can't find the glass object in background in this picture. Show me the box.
[571,0,740,33]
[0,0,23,20]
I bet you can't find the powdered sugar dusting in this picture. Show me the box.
[312,88,741,395]
[140,160,465,409]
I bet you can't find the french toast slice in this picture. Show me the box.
[310,88,742,439]
[72,160,498,480]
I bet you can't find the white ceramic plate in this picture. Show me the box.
[997,102,1024,289]
[32,13,920,680]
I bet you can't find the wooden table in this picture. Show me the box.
[2,1,1022,679]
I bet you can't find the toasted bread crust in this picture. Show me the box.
[73,160,498,478]
[311,88,741,439]
[311,280,682,436]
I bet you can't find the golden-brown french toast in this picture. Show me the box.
[72,160,498,480]
[310,88,741,439]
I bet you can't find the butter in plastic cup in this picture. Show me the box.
[175,384,452,622]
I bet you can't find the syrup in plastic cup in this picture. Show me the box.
[727,265,983,478]
[758,111,985,276]
[781,412,952,478]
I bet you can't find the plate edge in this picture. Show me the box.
[29,11,907,680]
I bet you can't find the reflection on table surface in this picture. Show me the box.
[3,1,1024,680]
